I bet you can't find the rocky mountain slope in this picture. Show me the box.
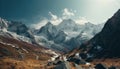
[0,18,35,43]
[76,9,120,59]
[0,35,53,59]
[0,18,60,69]
[0,34,59,69]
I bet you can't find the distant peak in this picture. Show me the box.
[47,22,52,24]
[46,22,53,26]
[44,22,55,28]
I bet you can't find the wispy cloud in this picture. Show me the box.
[49,8,77,25]
[31,18,48,29]
[49,12,58,20]
[49,12,62,25]
[62,8,75,19]
[48,8,77,25]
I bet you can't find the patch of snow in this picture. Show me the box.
[43,49,60,61]
[1,28,7,32]
[96,45,102,50]
[86,62,91,66]
[87,53,94,58]
[64,31,79,37]
[82,32,87,36]
[63,56,67,61]
[0,41,17,48]
[7,31,32,43]
[75,53,81,59]
[22,48,29,53]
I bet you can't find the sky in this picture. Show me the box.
[0,0,120,28]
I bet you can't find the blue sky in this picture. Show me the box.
[0,0,120,27]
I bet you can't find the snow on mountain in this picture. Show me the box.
[0,35,56,64]
[0,17,104,52]
[34,35,67,52]
[8,21,34,39]
[57,19,104,39]
[57,19,80,31]
[37,22,59,40]
[35,25,68,52]
[0,18,34,44]
[63,22,104,50]
[34,19,104,52]
[0,19,32,39]
[57,19,81,39]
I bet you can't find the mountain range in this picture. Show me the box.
[35,19,104,52]
[0,17,104,53]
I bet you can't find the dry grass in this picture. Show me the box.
[0,36,54,69]
[69,62,76,69]
[92,58,120,68]
[0,57,48,69]
[68,58,120,69]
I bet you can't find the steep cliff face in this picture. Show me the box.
[82,9,120,58]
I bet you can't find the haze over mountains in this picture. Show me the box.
[0,17,104,53]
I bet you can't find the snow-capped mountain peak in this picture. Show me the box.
[37,22,57,34]
[57,19,80,31]
[46,22,53,26]
[60,19,76,26]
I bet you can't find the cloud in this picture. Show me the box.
[49,12,58,20]
[62,8,75,19]
[31,8,90,29]
[63,8,75,16]
[49,12,62,25]
[75,17,88,25]
[31,18,48,29]
[48,8,76,25]
[48,8,88,25]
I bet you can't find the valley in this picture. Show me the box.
[0,8,120,69]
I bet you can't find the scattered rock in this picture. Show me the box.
[94,63,107,69]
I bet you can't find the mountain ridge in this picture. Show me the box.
[76,9,120,58]
[0,17,104,52]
